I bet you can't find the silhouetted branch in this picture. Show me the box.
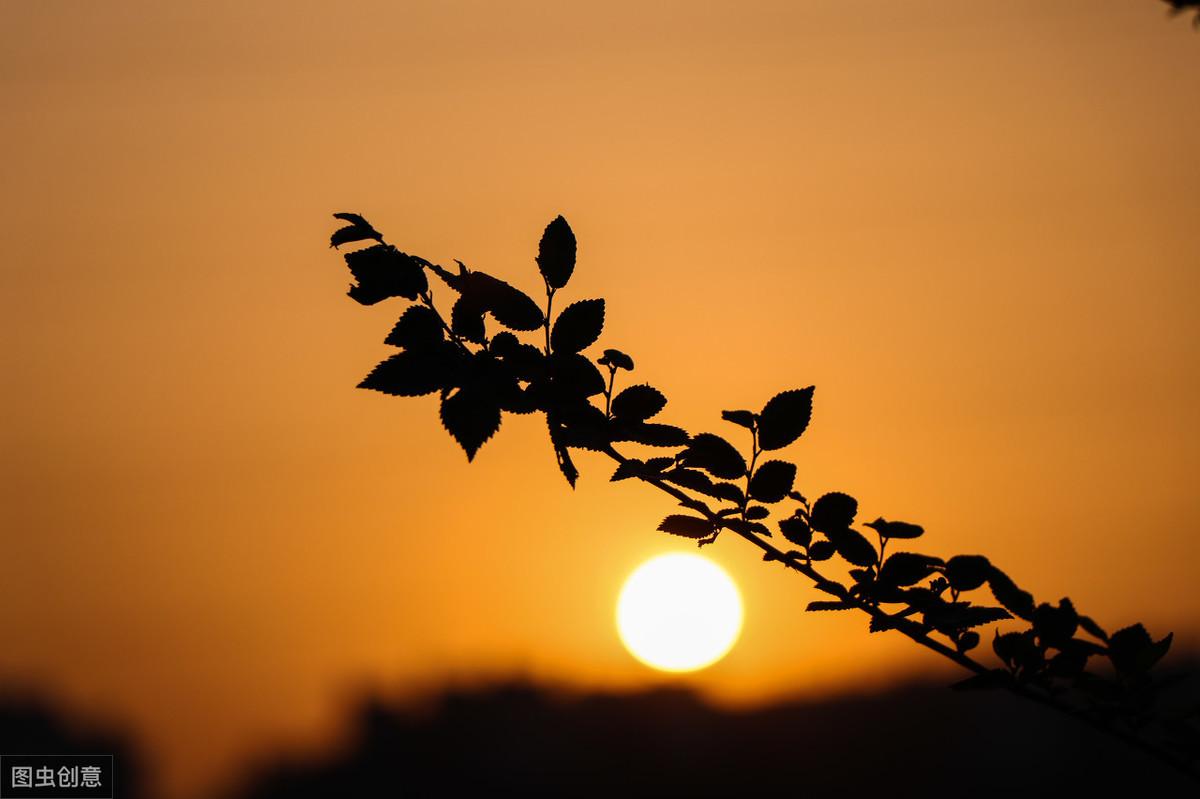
[329,213,1200,782]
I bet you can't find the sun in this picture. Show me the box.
[616,552,743,673]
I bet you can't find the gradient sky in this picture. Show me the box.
[2,2,1198,797]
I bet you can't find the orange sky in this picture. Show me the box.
[2,2,1198,797]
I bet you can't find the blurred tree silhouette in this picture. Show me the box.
[1163,0,1200,26]
[329,213,1199,781]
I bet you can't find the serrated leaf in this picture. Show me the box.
[720,518,771,537]
[745,506,769,520]
[467,273,545,331]
[344,244,428,305]
[330,212,382,248]
[358,344,461,397]
[537,215,576,290]
[987,566,1035,620]
[548,352,607,399]
[721,410,756,428]
[680,433,746,480]
[863,517,924,540]
[657,514,714,539]
[827,527,877,567]
[806,601,853,612]
[611,459,645,482]
[440,387,501,461]
[808,540,835,561]
[779,516,812,548]
[547,419,578,488]
[385,305,445,349]
[1078,615,1108,642]
[757,387,814,450]
[451,295,487,342]
[869,615,894,633]
[945,555,991,592]
[748,460,796,503]
[878,552,944,587]
[809,492,858,533]
[611,384,667,422]
[1032,599,1079,648]
[614,422,690,447]
[551,298,605,353]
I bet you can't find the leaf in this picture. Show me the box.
[945,555,991,592]
[611,459,645,482]
[878,552,944,587]
[721,410,756,429]
[385,305,445,349]
[451,295,487,342]
[440,387,501,461]
[1078,615,1109,642]
[344,245,428,305]
[662,469,744,504]
[597,348,634,371]
[614,422,690,447]
[757,387,814,450]
[809,492,858,534]
[548,352,607,399]
[747,460,796,503]
[657,514,714,539]
[987,565,1035,621]
[358,344,461,397]
[806,601,853,612]
[869,615,894,633]
[745,506,769,521]
[547,419,578,488]
[551,299,605,353]
[1109,624,1173,674]
[611,384,667,422]
[863,517,924,540]
[826,527,878,567]
[720,518,771,537]
[957,631,981,653]
[330,212,382,248]
[808,540,835,561]
[680,433,746,480]
[778,516,812,548]
[537,215,576,290]
[469,273,545,331]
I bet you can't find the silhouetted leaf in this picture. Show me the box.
[548,352,607,399]
[1047,648,1089,679]
[987,566,1035,621]
[808,540,835,561]
[757,387,814,450]
[597,348,634,371]
[345,245,428,305]
[863,518,924,540]
[547,419,578,488]
[611,384,667,422]
[745,506,769,521]
[807,601,853,612]
[614,422,690,447]
[720,518,771,537]
[748,460,796,503]
[465,273,545,331]
[451,295,487,342]
[827,527,877,567]
[551,299,605,353]
[385,305,445,349]
[611,459,645,482]
[330,212,382,248]
[945,555,991,592]
[680,433,746,480]
[537,215,576,290]
[721,410,756,429]
[358,343,462,397]
[440,387,501,461]
[809,492,858,534]
[657,514,714,539]
[779,516,812,547]
[663,468,743,504]
[1109,624,1173,675]
[879,552,944,587]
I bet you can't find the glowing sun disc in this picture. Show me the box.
[616,552,743,672]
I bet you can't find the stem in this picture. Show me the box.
[544,283,556,355]
[598,442,1200,782]
[603,365,617,419]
